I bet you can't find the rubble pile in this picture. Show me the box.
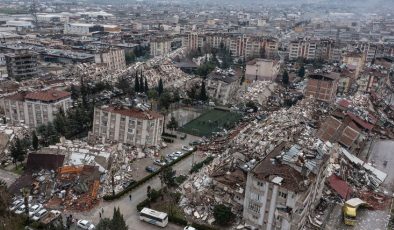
[238,81,277,105]
[143,64,191,89]
[232,99,329,161]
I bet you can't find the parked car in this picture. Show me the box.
[15,204,31,214]
[182,146,194,151]
[77,219,95,230]
[145,166,158,173]
[164,157,173,164]
[184,226,197,230]
[28,204,43,217]
[153,159,166,166]
[122,180,136,189]
[32,209,48,221]
[173,151,183,157]
[9,199,23,211]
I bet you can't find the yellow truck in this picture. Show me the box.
[343,198,366,226]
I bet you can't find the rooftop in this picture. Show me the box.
[25,89,71,102]
[101,106,163,120]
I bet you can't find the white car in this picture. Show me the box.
[77,219,95,230]
[182,146,194,151]
[184,227,197,230]
[174,151,183,157]
[9,199,23,211]
[15,204,31,214]
[29,204,43,217]
[32,209,48,221]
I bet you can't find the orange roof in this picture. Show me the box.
[3,92,27,101]
[101,106,163,120]
[25,90,71,102]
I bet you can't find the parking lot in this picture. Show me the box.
[128,132,203,181]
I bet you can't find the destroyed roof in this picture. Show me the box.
[251,143,309,193]
[308,73,339,81]
[317,116,361,148]
[328,174,352,199]
[25,90,71,102]
[347,112,374,131]
[100,106,163,120]
[26,153,65,172]
[211,168,247,190]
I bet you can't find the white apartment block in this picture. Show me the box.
[95,48,126,70]
[92,106,164,147]
[64,23,94,35]
[288,40,318,60]
[2,90,72,128]
[243,143,331,230]
[150,39,172,57]
[181,33,279,60]
[245,59,280,82]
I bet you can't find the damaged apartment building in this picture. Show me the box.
[91,105,164,147]
[243,142,334,230]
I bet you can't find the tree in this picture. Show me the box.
[298,65,305,78]
[37,122,59,147]
[199,81,209,102]
[96,208,127,230]
[213,204,235,226]
[70,85,80,101]
[157,78,164,96]
[125,51,135,65]
[32,131,38,151]
[9,137,27,166]
[166,116,178,131]
[172,90,180,103]
[282,70,289,85]
[144,78,149,93]
[159,91,172,111]
[139,75,144,93]
[161,167,176,187]
[54,108,66,135]
[111,207,128,230]
[134,74,140,93]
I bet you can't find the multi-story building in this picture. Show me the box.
[304,73,339,103]
[181,32,279,60]
[245,59,280,82]
[94,48,126,70]
[150,38,172,57]
[206,68,240,105]
[2,89,72,128]
[288,39,318,60]
[243,142,332,230]
[92,106,164,147]
[5,49,39,81]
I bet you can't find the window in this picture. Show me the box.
[279,191,287,199]
[248,202,260,213]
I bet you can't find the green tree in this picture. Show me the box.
[54,108,66,135]
[134,74,140,93]
[166,116,178,131]
[70,85,80,101]
[157,78,164,96]
[32,131,38,151]
[298,65,305,78]
[159,91,172,111]
[111,207,128,230]
[147,89,158,100]
[172,90,180,103]
[199,81,209,102]
[96,218,112,230]
[139,75,144,93]
[125,51,135,65]
[282,70,289,85]
[161,167,176,187]
[213,204,235,226]
[187,86,198,101]
[144,78,149,93]
[37,122,59,146]
[9,137,27,166]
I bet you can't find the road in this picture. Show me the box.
[72,150,203,230]
[0,168,19,187]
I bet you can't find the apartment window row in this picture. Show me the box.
[248,202,261,213]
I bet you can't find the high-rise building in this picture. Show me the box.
[5,49,39,80]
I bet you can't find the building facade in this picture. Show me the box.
[150,38,172,57]
[5,49,39,80]
[245,59,280,82]
[304,73,339,103]
[243,143,331,230]
[2,90,72,128]
[94,48,126,70]
[92,106,164,147]
[206,68,240,105]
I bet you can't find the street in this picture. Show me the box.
[71,149,203,230]
[0,168,19,187]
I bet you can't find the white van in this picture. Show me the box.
[32,209,48,221]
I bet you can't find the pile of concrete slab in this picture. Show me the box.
[238,81,277,105]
